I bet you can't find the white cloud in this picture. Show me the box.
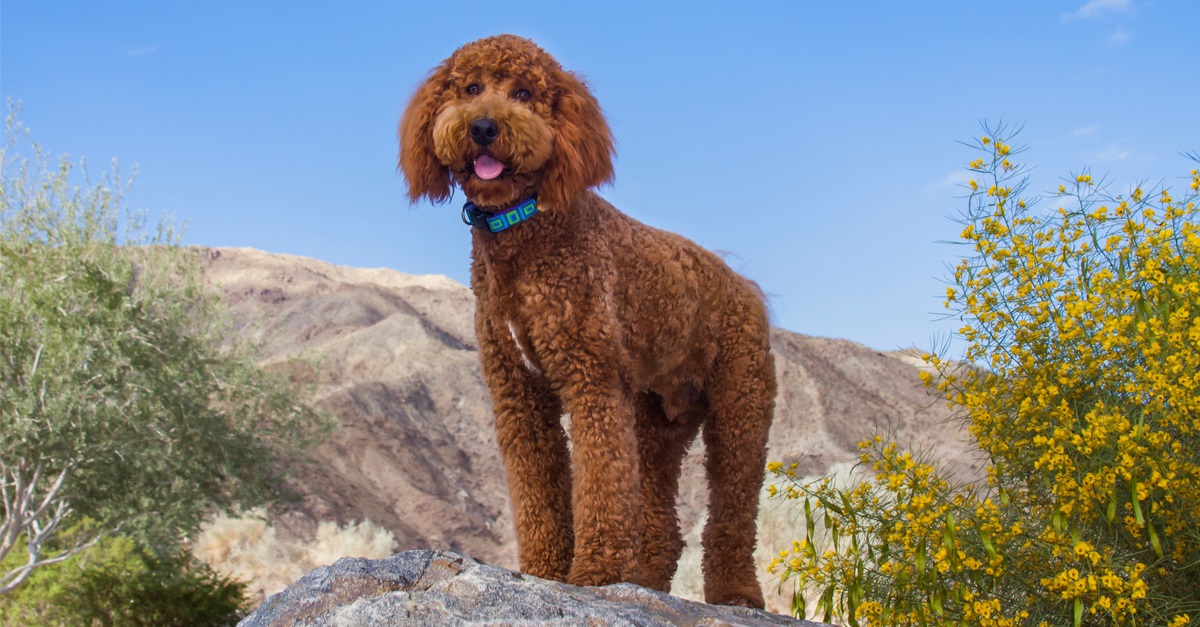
[1099,145,1132,160]
[1062,0,1132,21]
[1071,125,1099,138]
[1084,142,1137,163]
[1107,26,1131,46]
[124,44,161,57]
[933,170,974,193]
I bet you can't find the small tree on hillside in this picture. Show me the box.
[0,110,329,594]
[766,124,1200,626]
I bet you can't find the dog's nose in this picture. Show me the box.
[470,118,500,146]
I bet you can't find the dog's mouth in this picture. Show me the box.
[460,151,531,208]
[472,154,507,181]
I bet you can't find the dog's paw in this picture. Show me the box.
[713,596,765,610]
[567,566,619,588]
[705,584,766,610]
[567,560,641,589]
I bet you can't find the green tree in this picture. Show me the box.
[0,109,328,595]
[1,521,248,625]
[767,125,1200,626]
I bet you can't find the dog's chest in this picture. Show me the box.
[505,318,541,374]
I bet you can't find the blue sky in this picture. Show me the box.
[3,1,1197,354]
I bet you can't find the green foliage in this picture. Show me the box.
[768,125,1200,627]
[1,107,330,592]
[1,521,248,625]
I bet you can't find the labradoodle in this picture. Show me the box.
[398,34,775,608]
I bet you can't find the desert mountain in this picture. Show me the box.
[200,247,979,609]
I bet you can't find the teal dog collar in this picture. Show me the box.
[461,197,539,233]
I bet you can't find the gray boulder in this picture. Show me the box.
[240,549,825,626]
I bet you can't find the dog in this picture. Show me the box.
[398,34,775,608]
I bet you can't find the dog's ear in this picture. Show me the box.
[540,68,615,211]
[398,63,453,204]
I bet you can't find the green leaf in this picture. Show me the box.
[1131,480,1145,526]
[821,586,835,624]
[1148,522,1163,559]
[847,582,861,627]
[943,513,957,558]
[981,529,997,560]
[804,497,816,543]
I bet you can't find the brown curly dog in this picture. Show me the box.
[398,34,775,608]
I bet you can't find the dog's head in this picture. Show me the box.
[398,34,614,212]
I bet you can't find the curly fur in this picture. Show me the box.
[398,34,775,608]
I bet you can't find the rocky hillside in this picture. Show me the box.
[201,247,979,610]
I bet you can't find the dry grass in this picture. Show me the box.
[194,509,397,603]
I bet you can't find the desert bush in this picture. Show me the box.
[1,107,329,593]
[0,521,247,625]
[767,125,1200,626]
[195,510,397,602]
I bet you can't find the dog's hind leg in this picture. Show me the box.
[700,338,775,609]
[634,393,702,592]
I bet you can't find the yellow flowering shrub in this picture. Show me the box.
[768,125,1200,626]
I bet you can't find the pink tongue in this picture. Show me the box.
[474,155,504,180]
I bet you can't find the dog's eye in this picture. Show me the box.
[466,84,481,96]
[513,89,532,102]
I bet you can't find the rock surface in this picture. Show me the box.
[239,549,824,626]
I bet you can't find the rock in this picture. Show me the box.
[239,549,825,626]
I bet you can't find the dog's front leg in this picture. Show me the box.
[478,316,574,582]
[537,334,642,588]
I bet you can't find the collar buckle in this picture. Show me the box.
[461,203,490,229]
